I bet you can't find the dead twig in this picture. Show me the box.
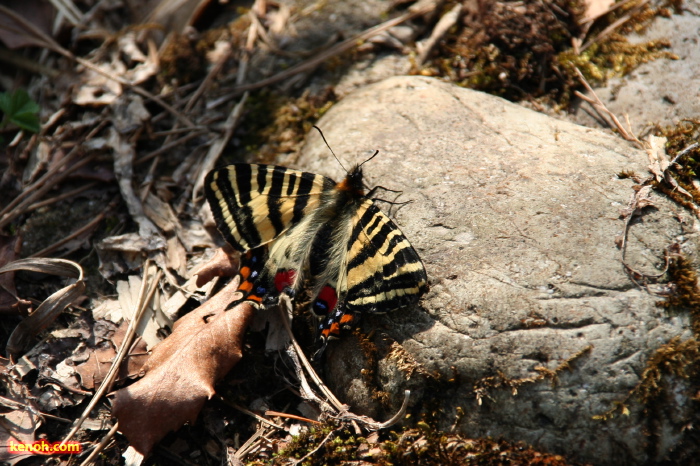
[277,295,412,431]
[581,0,651,52]
[219,398,288,430]
[30,212,104,258]
[277,295,346,411]
[0,153,98,231]
[193,92,249,200]
[79,422,119,466]
[417,3,462,66]
[26,181,100,212]
[290,429,335,465]
[573,67,643,148]
[136,129,208,165]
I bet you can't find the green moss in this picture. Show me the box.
[231,89,336,165]
[423,0,679,106]
[271,422,582,465]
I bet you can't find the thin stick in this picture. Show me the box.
[79,422,119,466]
[0,5,195,128]
[573,67,642,147]
[581,0,650,51]
[218,397,287,430]
[136,129,208,165]
[0,154,98,230]
[26,182,99,212]
[291,429,335,465]
[277,295,346,411]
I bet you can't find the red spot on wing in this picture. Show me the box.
[317,286,338,315]
[274,269,297,292]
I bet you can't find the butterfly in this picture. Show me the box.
[204,159,428,347]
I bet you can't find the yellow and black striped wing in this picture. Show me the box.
[205,164,334,252]
[344,199,428,314]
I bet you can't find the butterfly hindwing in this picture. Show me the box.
[317,199,428,340]
[345,199,428,312]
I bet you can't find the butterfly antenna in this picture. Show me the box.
[358,149,380,169]
[313,126,346,173]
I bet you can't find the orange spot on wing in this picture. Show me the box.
[239,266,251,279]
[239,280,253,292]
[340,314,354,325]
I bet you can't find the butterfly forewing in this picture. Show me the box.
[205,164,333,251]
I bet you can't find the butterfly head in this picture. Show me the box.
[336,165,366,196]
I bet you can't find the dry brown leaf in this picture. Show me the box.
[116,274,171,350]
[111,275,254,456]
[194,247,240,288]
[1,258,85,358]
[74,321,149,390]
[143,191,188,276]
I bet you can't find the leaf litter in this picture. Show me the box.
[0,0,686,464]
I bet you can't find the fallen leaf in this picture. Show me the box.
[111,275,254,456]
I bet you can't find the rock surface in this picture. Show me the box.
[292,76,695,464]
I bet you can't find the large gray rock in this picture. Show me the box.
[292,76,695,464]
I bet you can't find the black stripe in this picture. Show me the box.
[346,292,421,314]
[205,169,246,250]
[347,215,408,271]
[222,165,262,249]
[364,212,383,236]
[309,222,335,278]
[291,173,315,223]
[286,172,297,195]
[347,203,377,251]
[235,164,253,205]
[349,268,426,298]
[256,164,268,194]
[266,166,287,235]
